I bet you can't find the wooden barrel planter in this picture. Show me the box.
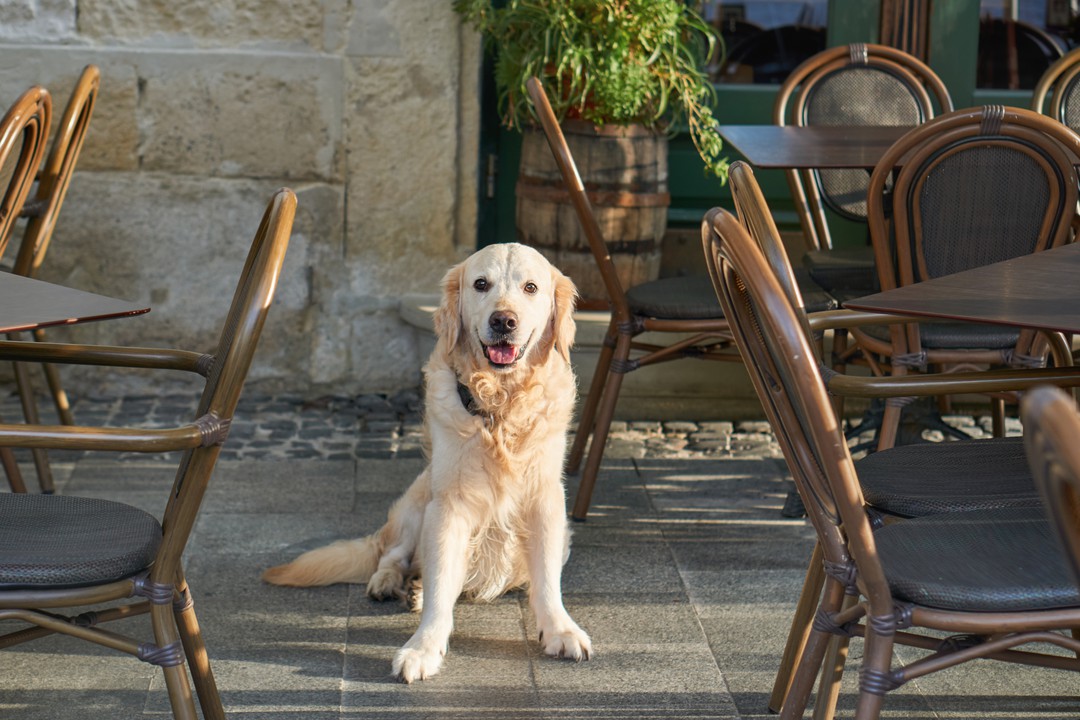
[515,120,669,309]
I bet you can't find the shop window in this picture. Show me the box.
[977,0,1078,88]
[702,1,829,84]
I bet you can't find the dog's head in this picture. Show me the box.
[433,243,577,372]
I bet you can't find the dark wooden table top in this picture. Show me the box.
[843,243,1080,334]
[716,125,912,169]
[0,272,149,333]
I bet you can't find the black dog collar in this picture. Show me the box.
[457,381,481,416]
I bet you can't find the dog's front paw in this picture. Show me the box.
[392,643,444,683]
[539,621,592,662]
[367,568,404,601]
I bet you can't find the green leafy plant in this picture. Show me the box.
[455,0,729,183]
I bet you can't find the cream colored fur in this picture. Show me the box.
[263,243,591,682]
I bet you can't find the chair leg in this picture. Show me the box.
[811,594,857,720]
[151,604,200,720]
[567,324,618,475]
[876,401,902,452]
[853,622,894,720]
[33,328,75,425]
[174,572,224,720]
[12,360,55,493]
[2,446,26,492]
[769,541,825,712]
[991,397,1006,437]
[780,577,847,720]
[571,332,632,521]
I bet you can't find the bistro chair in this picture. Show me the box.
[773,43,952,300]
[524,76,834,521]
[1032,45,1080,130]
[722,163,1080,714]
[704,206,1080,720]
[853,105,1080,451]
[0,85,52,493]
[0,188,296,720]
[1023,385,1080,587]
[6,65,101,495]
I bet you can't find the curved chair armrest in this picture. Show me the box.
[0,340,209,374]
[825,365,1080,398]
[0,421,210,453]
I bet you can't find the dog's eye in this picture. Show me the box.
[524,282,538,294]
[473,278,489,292]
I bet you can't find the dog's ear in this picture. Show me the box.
[546,266,578,363]
[433,261,465,353]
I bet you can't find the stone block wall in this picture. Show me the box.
[0,0,481,396]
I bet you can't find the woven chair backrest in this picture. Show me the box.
[776,43,951,225]
[1022,385,1080,588]
[870,106,1080,290]
[156,189,296,582]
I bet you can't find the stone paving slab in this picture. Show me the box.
[0,391,1073,719]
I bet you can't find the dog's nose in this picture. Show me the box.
[489,311,518,334]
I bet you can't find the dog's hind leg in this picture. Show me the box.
[367,467,431,601]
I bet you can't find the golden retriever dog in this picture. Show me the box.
[263,242,592,682]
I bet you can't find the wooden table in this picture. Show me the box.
[0,272,148,333]
[843,242,1080,334]
[716,125,912,170]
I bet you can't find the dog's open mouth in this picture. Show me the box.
[483,341,522,367]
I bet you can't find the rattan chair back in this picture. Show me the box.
[1032,46,1080,130]
[0,188,296,720]
[866,105,1080,368]
[0,86,50,260]
[774,43,952,251]
[1023,385,1080,587]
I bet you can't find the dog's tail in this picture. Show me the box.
[262,535,381,587]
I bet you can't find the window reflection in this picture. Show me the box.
[978,0,1078,88]
[702,1,828,84]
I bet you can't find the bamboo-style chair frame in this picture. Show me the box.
[704,206,1080,720]
[773,43,952,253]
[6,65,101,495]
[852,105,1080,450]
[524,76,745,521]
[0,85,52,494]
[0,188,296,720]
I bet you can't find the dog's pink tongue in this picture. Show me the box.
[488,344,517,365]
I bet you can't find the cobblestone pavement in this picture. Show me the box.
[0,389,1023,465]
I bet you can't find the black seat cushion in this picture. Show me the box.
[0,494,161,589]
[627,273,836,321]
[858,436,1040,517]
[876,507,1080,612]
[803,246,878,295]
[856,319,1021,350]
